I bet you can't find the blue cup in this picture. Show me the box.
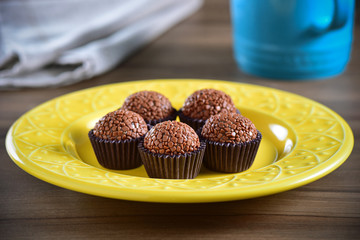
[231,0,355,80]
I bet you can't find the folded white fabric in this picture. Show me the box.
[0,0,202,88]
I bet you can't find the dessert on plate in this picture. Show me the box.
[88,109,148,170]
[178,89,238,130]
[138,120,206,179]
[199,112,262,173]
[121,90,177,125]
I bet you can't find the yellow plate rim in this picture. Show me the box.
[5,79,354,203]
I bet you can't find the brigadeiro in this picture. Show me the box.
[138,121,206,179]
[88,109,148,170]
[121,91,177,125]
[199,112,262,173]
[178,89,238,130]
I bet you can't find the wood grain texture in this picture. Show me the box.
[1,0,359,239]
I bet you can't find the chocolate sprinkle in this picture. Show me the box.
[122,91,173,121]
[201,112,257,144]
[144,121,200,155]
[93,109,148,141]
[182,89,237,120]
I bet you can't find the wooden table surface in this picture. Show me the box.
[1,1,359,239]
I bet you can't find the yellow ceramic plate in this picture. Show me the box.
[6,79,353,203]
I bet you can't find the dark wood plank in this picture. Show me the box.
[1,216,359,240]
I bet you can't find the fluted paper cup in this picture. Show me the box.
[200,130,262,173]
[138,140,206,179]
[88,130,143,170]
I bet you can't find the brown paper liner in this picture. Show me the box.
[88,130,143,170]
[178,108,241,131]
[138,141,206,179]
[146,107,178,126]
[200,130,262,173]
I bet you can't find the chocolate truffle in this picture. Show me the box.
[88,109,148,170]
[93,109,148,141]
[178,89,238,131]
[121,91,176,124]
[138,121,206,179]
[182,89,237,120]
[201,112,257,144]
[144,121,200,156]
[199,112,262,173]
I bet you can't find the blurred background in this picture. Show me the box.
[1,0,358,88]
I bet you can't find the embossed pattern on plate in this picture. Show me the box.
[6,80,353,202]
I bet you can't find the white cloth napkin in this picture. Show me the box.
[0,0,202,88]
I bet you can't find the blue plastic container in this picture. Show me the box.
[231,0,355,80]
